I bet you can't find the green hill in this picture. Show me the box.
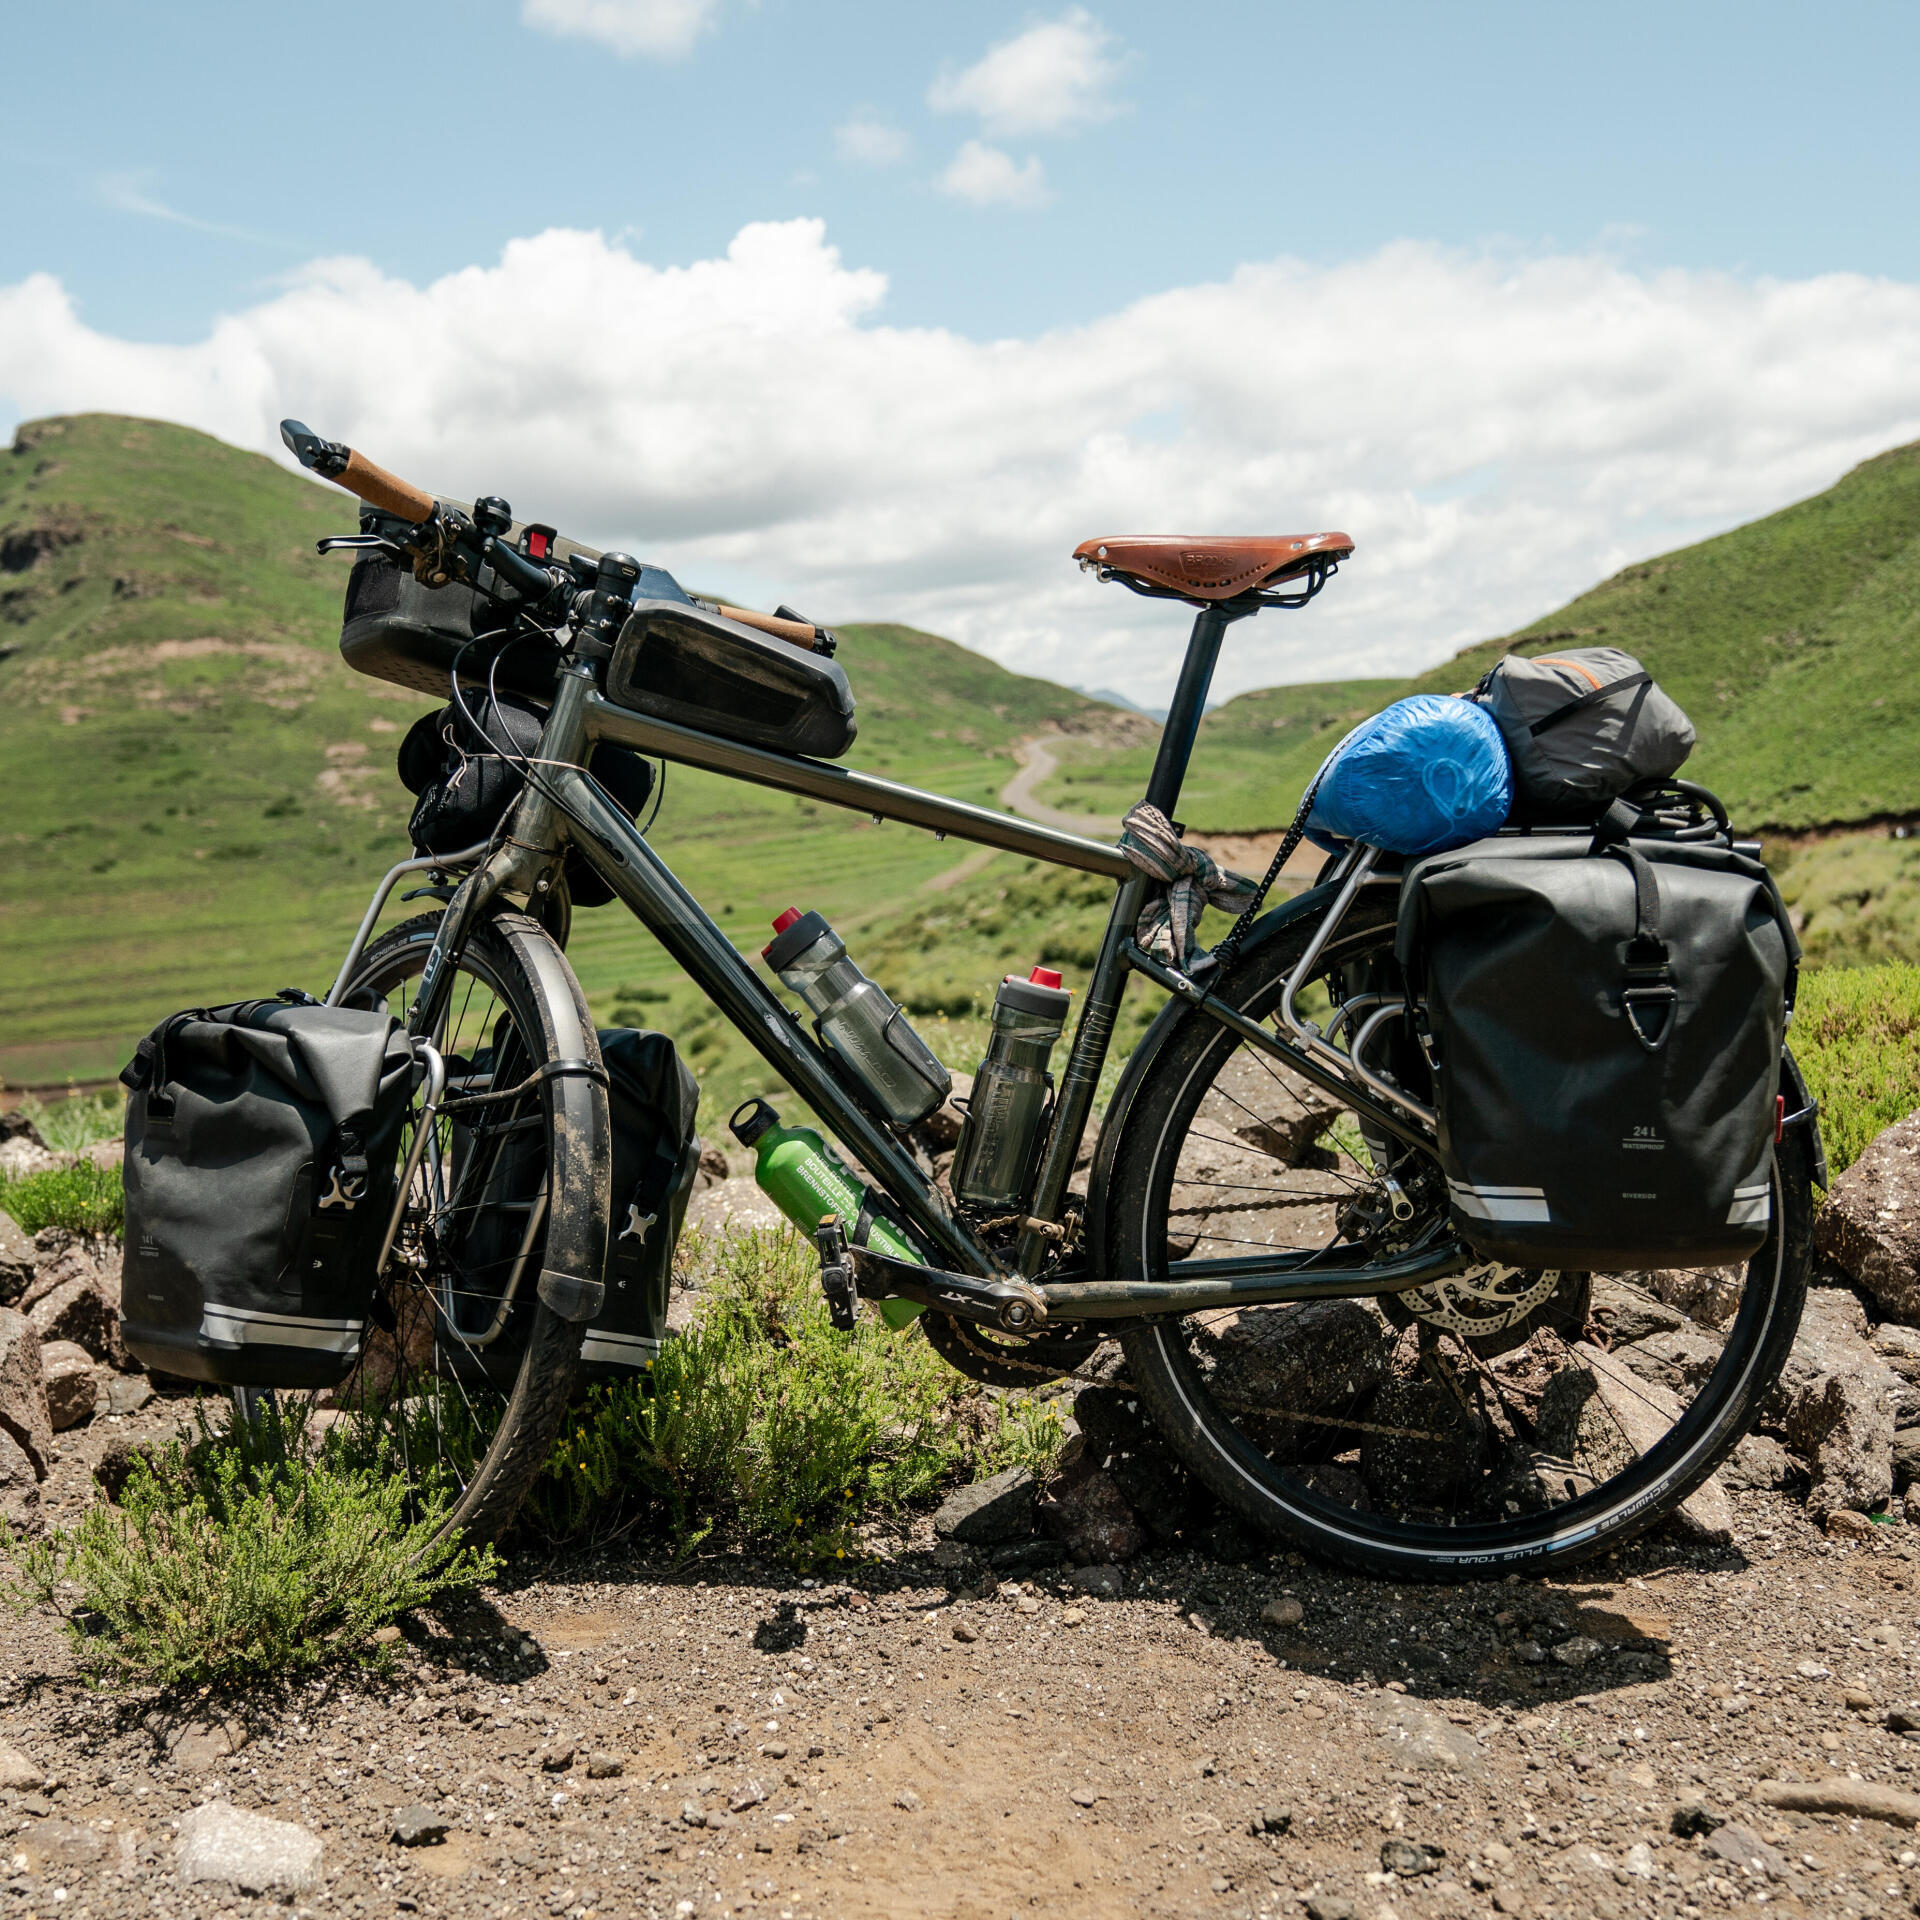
[1035,438,1920,837]
[0,415,1110,1089]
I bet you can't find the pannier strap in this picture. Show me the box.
[1528,670,1651,737]
[437,1055,609,1116]
[1590,811,1677,1053]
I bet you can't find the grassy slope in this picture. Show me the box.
[0,416,1110,1103]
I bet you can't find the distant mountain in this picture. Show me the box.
[1076,685,1170,723]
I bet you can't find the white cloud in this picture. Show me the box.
[5,222,1920,710]
[937,141,1050,209]
[834,114,910,168]
[928,7,1123,137]
[520,0,719,59]
[96,171,283,248]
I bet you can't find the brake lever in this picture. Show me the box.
[316,534,406,559]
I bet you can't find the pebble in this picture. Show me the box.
[1304,1896,1357,1920]
[1671,1799,1728,1837]
[1844,1685,1876,1710]
[1755,1776,1920,1826]
[951,1620,978,1644]
[1795,1659,1832,1678]
[1381,1837,1444,1876]
[1060,1607,1086,1627]
[1827,1509,1877,1541]
[540,1745,576,1772]
[175,1800,323,1894]
[1622,1840,1656,1878]
[0,1745,42,1791]
[389,1805,449,1848]
[1069,1787,1098,1807]
[894,1789,921,1811]
[371,1624,404,1645]
[762,1741,789,1759]
[586,1752,623,1779]
[1066,1564,1123,1600]
[1889,1707,1920,1733]
[1262,1595,1305,1629]
[1252,1805,1293,1835]
[1551,1634,1604,1668]
[1705,1822,1787,1879]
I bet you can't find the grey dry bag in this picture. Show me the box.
[1475,647,1695,821]
[119,999,415,1388]
[1398,817,1797,1272]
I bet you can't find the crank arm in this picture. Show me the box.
[1035,1239,1473,1320]
[843,1243,1048,1333]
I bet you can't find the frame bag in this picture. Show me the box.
[1475,647,1695,821]
[1397,816,1797,1271]
[119,1000,415,1388]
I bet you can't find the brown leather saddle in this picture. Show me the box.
[1073,532,1354,604]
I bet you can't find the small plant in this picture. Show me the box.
[2,1397,494,1687]
[0,1160,123,1237]
[1791,962,1920,1173]
[16,1087,122,1156]
[987,1391,1070,1479]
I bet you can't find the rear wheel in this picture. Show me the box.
[335,910,603,1546]
[1104,899,1814,1579]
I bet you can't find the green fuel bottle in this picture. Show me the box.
[728,1099,925,1330]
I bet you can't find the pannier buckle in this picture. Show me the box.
[1622,982,1678,1053]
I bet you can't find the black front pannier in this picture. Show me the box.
[606,599,858,759]
[445,1026,699,1385]
[119,1001,415,1388]
[395,693,655,906]
[1397,828,1797,1271]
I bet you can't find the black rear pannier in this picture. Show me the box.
[444,1026,699,1386]
[606,599,858,759]
[1398,827,1796,1271]
[119,1001,415,1388]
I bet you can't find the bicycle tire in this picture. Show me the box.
[341,909,606,1547]
[1102,896,1814,1579]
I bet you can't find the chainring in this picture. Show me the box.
[918,1310,1103,1388]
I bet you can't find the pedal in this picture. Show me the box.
[815,1217,859,1332]
[842,1242,1046,1333]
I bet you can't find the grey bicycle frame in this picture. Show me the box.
[395,606,1465,1323]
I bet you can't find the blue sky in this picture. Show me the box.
[4,2,1920,702]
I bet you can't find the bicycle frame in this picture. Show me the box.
[378,602,1469,1326]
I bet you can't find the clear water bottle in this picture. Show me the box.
[951,966,1073,1209]
[762,908,951,1127]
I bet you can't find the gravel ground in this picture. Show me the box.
[11,1406,1920,1920]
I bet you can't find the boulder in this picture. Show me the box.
[28,1270,125,1368]
[1188,1300,1393,1464]
[1612,1325,1725,1395]
[1763,1285,1899,1519]
[0,1308,52,1479]
[39,1341,96,1430]
[0,1212,33,1307]
[1071,1385,1214,1541]
[175,1800,322,1895]
[1816,1114,1920,1321]
[1592,1275,1691,1345]
[1205,1047,1345,1165]
[0,1137,58,1181]
[1642,1264,1747,1331]
[1359,1379,1485,1509]
[1896,1429,1920,1492]
[1037,1461,1147,1563]
[683,1177,786,1237]
[0,1426,41,1534]
[933,1467,1035,1545]
[1722,1432,1802,1492]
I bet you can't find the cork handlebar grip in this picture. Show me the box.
[333,447,438,525]
[718,604,819,648]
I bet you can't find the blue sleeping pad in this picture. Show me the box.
[1305,695,1512,857]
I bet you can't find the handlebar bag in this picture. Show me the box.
[118,1000,415,1389]
[1304,694,1512,857]
[395,692,654,906]
[436,1026,700,1393]
[1396,824,1795,1271]
[606,599,858,760]
[1474,647,1695,822]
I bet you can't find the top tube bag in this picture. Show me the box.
[119,999,416,1389]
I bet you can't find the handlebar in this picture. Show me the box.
[281,420,436,523]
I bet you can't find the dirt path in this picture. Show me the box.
[14,1413,1920,1920]
[999,737,1122,836]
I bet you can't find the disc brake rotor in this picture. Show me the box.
[1398,1263,1562,1339]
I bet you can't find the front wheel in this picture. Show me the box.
[1102,897,1814,1579]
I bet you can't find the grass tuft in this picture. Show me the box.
[1792,962,1920,1174]
[0,1161,123,1237]
[2,1397,495,1688]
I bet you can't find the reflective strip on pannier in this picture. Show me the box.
[1445,1181,1550,1224]
[201,1304,367,1355]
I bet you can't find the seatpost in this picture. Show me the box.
[1143,603,1239,817]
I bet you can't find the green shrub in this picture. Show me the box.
[1792,962,1920,1173]
[0,1160,122,1237]
[524,1225,1063,1560]
[3,1398,494,1688]
[15,1088,122,1156]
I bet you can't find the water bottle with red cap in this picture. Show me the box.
[761,907,951,1127]
[951,964,1075,1208]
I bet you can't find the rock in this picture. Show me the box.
[1875,1320,1920,1382]
[1754,1777,1920,1825]
[175,1800,323,1894]
[1764,1287,1899,1518]
[0,1212,33,1307]
[1070,1385,1212,1541]
[928,1539,973,1570]
[86,1137,122,1171]
[1552,1635,1605,1669]
[916,1073,973,1150]
[39,1340,96,1430]
[1704,1822,1787,1878]
[98,1372,154,1418]
[988,1538,1067,1572]
[1592,1276,1690,1344]
[1643,1263,1747,1331]
[1845,1685,1877,1710]
[28,1271,125,1368]
[1722,1432,1800,1492]
[1382,1838,1445,1875]
[1612,1325,1725,1394]
[586,1752,623,1779]
[93,1431,164,1502]
[1888,1706,1920,1733]
[1894,1429,1920,1492]
[1367,1696,1486,1777]
[0,1426,40,1533]
[1187,1300,1392,1464]
[933,1467,1036,1544]
[1208,1046,1344,1163]
[1360,1378,1485,1508]
[1815,1113,1920,1320]
[1036,1462,1146,1563]
[1828,1508,1878,1540]
[1252,1804,1293,1834]
[1671,1799,1728,1837]
[1305,1896,1357,1920]
[0,1307,52,1478]
[170,1719,248,1770]
[684,1176,786,1236]
[389,1805,448,1847]
[893,1788,920,1811]
[540,1744,576,1772]
[693,1141,731,1189]
[951,1620,978,1644]
[0,1137,58,1180]
[1066,1563,1124,1600]
[1261,1595,1305,1629]
[1623,1840,1656,1878]
[0,1744,43,1790]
